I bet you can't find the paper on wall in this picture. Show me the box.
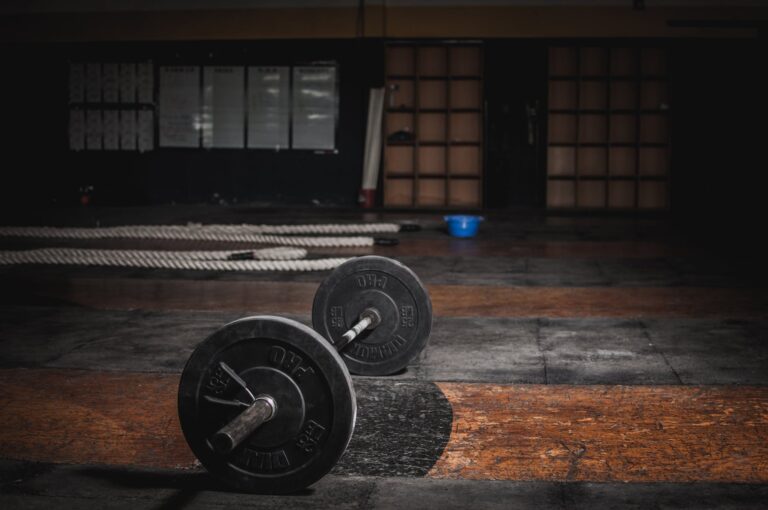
[138,109,154,152]
[247,66,290,149]
[69,109,85,151]
[137,61,154,104]
[103,64,119,103]
[202,66,244,149]
[158,66,199,148]
[291,66,337,150]
[103,110,119,150]
[119,63,137,103]
[86,109,102,150]
[120,110,137,150]
[86,63,101,103]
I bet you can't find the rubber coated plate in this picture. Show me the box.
[312,256,433,376]
[178,316,356,494]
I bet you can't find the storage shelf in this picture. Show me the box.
[547,45,670,211]
[384,43,484,208]
[548,108,670,114]
[549,75,668,81]
[415,174,466,179]
[386,74,482,80]
[446,174,482,180]
[387,141,483,147]
[546,175,668,181]
[548,142,668,148]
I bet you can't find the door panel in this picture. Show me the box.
[484,41,547,209]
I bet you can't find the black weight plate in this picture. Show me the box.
[312,256,432,376]
[178,316,356,494]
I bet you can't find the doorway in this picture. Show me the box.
[484,41,548,209]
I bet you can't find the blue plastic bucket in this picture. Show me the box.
[444,215,484,238]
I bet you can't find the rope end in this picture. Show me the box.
[398,223,421,232]
[373,237,399,246]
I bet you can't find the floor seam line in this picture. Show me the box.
[642,323,683,385]
[535,318,548,385]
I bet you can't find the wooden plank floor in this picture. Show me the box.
[7,277,768,318]
[1,210,767,508]
[2,368,767,484]
[432,383,768,483]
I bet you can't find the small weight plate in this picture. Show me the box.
[178,316,356,494]
[312,256,432,376]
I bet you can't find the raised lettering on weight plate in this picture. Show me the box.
[329,306,345,329]
[241,448,291,472]
[355,273,387,289]
[351,335,407,361]
[268,345,316,382]
[399,305,415,328]
[204,365,228,395]
[296,419,327,454]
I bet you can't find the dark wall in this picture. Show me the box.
[2,36,765,215]
[0,39,384,207]
[670,37,767,230]
[483,36,767,218]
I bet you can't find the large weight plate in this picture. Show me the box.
[178,316,356,494]
[312,256,432,376]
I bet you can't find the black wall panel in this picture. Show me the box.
[1,35,766,216]
[0,39,384,207]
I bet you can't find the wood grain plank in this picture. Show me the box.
[377,239,684,258]
[9,278,768,319]
[13,278,316,314]
[0,369,196,469]
[429,286,768,319]
[431,383,768,483]
[2,369,768,483]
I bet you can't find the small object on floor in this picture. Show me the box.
[312,256,433,376]
[373,237,399,246]
[178,316,356,494]
[398,222,422,232]
[386,130,414,143]
[444,215,484,238]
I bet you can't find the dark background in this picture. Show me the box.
[1,35,765,223]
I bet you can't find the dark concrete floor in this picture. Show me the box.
[2,306,767,385]
[1,206,767,508]
[4,254,765,287]
[3,460,768,510]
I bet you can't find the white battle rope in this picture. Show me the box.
[0,223,410,271]
[0,248,351,272]
[4,247,310,261]
[0,223,402,242]
[0,229,375,246]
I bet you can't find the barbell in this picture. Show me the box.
[177,256,432,493]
